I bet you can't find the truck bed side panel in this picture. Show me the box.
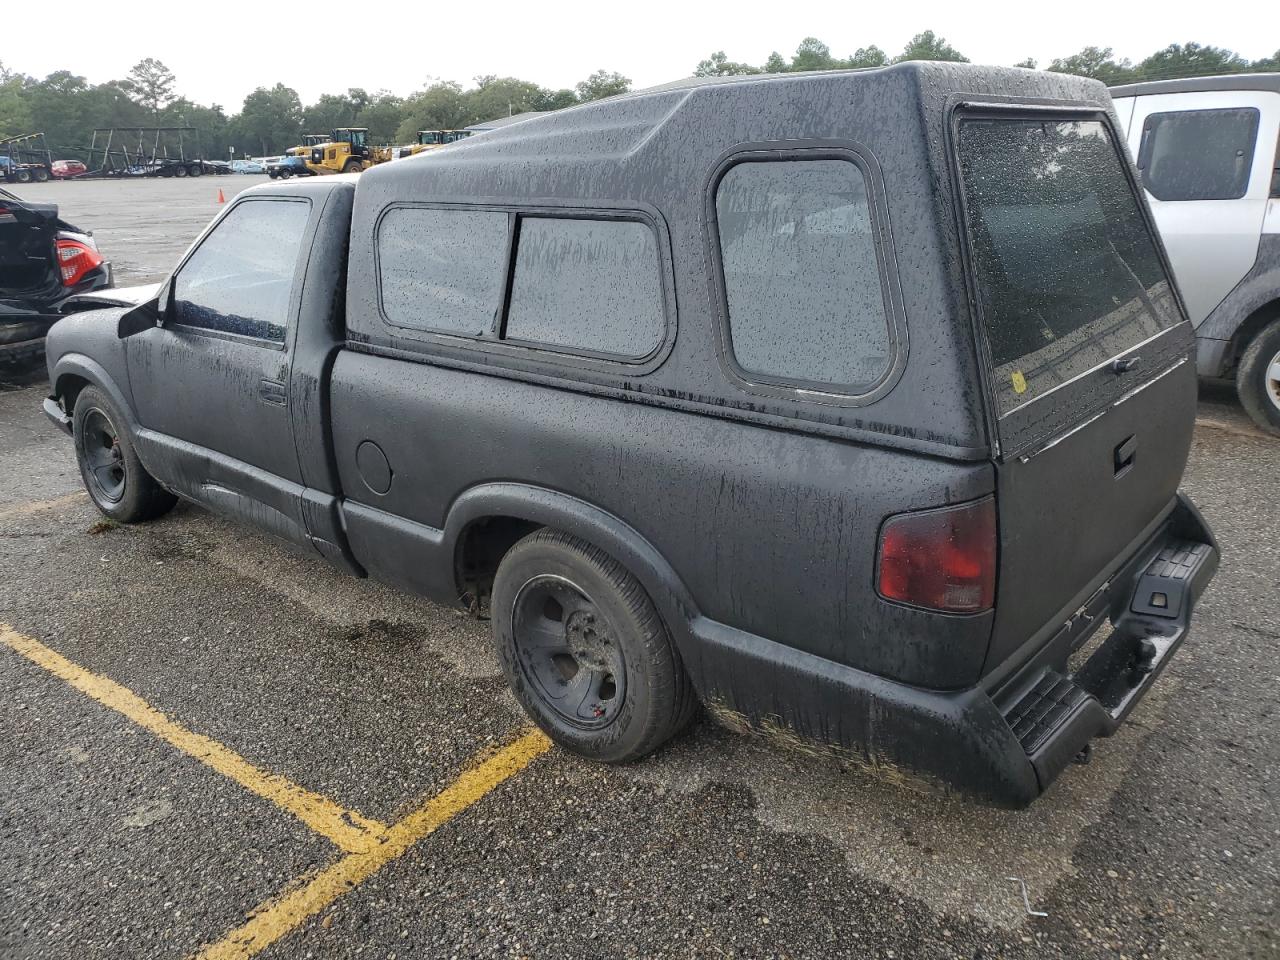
[329,351,995,689]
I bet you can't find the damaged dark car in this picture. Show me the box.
[41,63,1218,806]
[1,186,111,364]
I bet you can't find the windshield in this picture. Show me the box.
[957,116,1181,416]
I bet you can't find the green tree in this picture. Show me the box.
[1251,49,1280,71]
[0,68,32,139]
[896,30,969,63]
[1137,42,1247,81]
[356,91,406,143]
[123,58,178,118]
[236,83,303,155]
[532,88,578,111]
[847,45,888,68]
[695,51,760,77]
[1048,46,1136,84]
[395,81,469,141]
[468,75,546,121]
[1014,57,1038,69]
[791,37,838,72]
[762,51,788,73]
[575,70,631,102]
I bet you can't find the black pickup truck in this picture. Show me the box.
[42,63,1218,806]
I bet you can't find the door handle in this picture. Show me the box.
[258,379,287,406]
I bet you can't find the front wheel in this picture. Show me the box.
[342,160,362,174]
[491,530,697,762]
[1236,318,1280,437]
[72,387,177,523]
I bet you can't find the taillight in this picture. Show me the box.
[56,238,103,287]
[877,497,997,614]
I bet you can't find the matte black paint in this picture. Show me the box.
[42,64,1219,805]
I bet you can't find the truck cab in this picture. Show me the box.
[1111,74,1280,433]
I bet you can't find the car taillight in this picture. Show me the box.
[877,497,997,614]
[56,238,103,287]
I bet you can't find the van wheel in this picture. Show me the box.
[72,387,177,523]
[491,530,697,762]
[1236,318,1280,437]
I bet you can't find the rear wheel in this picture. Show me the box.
[15,169,30,183]
[173,164,187,178]
[72,387,177,523]
[33,167,49,182]
[1236,318,1280,437]
[491,530,697,762]
[188,164,202,177]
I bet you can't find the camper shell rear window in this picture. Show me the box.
[954,112,1182,418]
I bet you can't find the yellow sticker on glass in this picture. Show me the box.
[1011,370,1028,394]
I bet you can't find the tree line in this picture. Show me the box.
[0,59,631,160]
[2,35,1277,162]
[696,33,1279,84]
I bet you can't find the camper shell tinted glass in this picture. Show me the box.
[955,113,1181,420]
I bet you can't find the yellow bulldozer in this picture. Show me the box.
[305,128,393,175]
[396,129,474,159]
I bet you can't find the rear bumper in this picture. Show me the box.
[683,493,1218,807]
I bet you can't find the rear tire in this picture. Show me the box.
[491,529,697,762]
[174,165,187,178]
[72,387,177,523]
[33,167,49,182]
[1236,318,1280,437]
[188,164,202,177]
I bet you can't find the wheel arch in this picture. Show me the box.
[51,353,137,429]
[445,483,701,648]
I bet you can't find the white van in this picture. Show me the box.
[1111,74,1280,434]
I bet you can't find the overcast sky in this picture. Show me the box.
[5,1,1274,108]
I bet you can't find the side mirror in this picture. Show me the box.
[117,300,159,338]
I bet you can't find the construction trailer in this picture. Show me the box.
[0,133,54,183]
[83,127,224,178]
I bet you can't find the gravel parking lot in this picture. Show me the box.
[1,177,1277,959]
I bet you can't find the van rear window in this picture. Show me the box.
[957,117,1181,416]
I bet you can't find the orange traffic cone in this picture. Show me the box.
[217,188,225,204]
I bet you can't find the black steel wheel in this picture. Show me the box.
[188,164,202,177]
[511,575,629,728]
[492,530,697,762]
[174,164,187,177]
[79,407,127,504]
[72,386,177,523]
[33,167,49,182]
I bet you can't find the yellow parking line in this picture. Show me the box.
[0,625,387,852]
[193,729,552,960]
[0,491,87,522]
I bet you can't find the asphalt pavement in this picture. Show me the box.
[0,177,1276,959]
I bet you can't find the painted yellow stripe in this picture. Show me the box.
[193,729,552,960]
[0,625,386,852]
[0,491,87,522]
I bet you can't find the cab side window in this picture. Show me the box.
[714,158,891,391]
[1138,108,1260,202]
[172,199,311,343]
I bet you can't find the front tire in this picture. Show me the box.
[1236,318,1280,437]
[491,530,697,762]
[72,387,177,523]
[342,160,362,174]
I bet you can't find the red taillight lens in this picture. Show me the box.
[56,238,103,287]
[877,497,997,614]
